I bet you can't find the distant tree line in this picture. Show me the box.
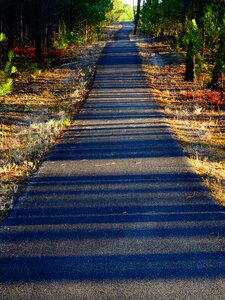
[140,0,225,92]
[107,0,134,22]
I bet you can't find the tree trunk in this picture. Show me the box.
[133,0,141,35]
[184,0,204,82]
[185,41,195,81]
[68,0,73,32]
[19,1,24,49]
[207,4,224,93]
[208,58,223,91]
[35,0,43,61]
[7,3,14,52]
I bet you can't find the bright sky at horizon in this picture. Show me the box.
[122,0,135,6]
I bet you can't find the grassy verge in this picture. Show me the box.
[0,24,121,221]
[137,37,225,206]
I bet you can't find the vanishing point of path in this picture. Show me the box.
[1,23,225,299]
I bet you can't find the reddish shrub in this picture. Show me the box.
[68,42,75,48]
[13,48,65,59]
[181,91,194,100]
[46,49,65,58]
[13,47,36,58]
[206,91,225,107]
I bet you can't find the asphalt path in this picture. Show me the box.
[1,23,225,299]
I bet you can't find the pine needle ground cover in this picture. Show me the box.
[137,37,225,206]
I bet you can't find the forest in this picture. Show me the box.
[140,0,225,96]
[3,0,224,98]
[0,0,133,94]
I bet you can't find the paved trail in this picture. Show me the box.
[1,23,225,300]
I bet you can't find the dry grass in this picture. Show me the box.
[0,24,121,220]
[137,38,225,206]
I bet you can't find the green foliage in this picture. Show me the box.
[184,19,203,75]
[0,33,7,42]
[4,51,17,76]
[52,0,113,49]
[107,0,123,21]
[0,78,13,96]
[0,50,17,96]
[140,0,183,36]
[62,118,71,127]
[140,0,162,35]
[0,0,112,61]
[107,0,134,22]
[53,23,72,50]
[14,60,42,80]
[203,4,224,60]
[118,4,134,22]
[140,0,225,87]
[53,23,104,50]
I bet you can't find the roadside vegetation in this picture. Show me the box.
[0,0,129,220]
[107,0,134,22]
[137,0,225,206]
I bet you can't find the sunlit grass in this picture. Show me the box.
[138,39,225,206]
[0,47,101,217]
[0,23,121,220]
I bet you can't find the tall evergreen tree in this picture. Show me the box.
[0,0,112,61]
[140,0,225,89]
